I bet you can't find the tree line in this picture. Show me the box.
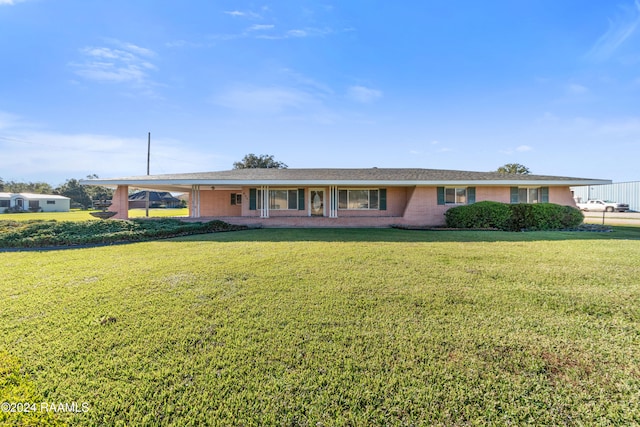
[0,174,113,209]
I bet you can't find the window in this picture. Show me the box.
[0,200,9,208]
[230,193,242,205]
[338,189,380,210]
[46,200,56,205]
[256,189,299,210]
[445,187,467,204]
[437,187,475,205]
[511,187,548,204]
[519,188,538,203]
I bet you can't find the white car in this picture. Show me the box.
[576,199,630,212]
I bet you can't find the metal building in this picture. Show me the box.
[571,182,640,212]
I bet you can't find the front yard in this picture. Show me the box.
[1,228,639,425]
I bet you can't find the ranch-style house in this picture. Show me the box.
[81,168,610,227]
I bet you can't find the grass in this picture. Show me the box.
[0,208,189,222]
[1,228,640,425]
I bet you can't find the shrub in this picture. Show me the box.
[445,202,583,231]
[527,203,583,231]
[0,219,248,248]
[445,201,512,229]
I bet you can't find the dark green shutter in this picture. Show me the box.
[510,187,519,204]
[249,188,256,210]
[230,194,235,205]
[467,187,476,204]
[379,189,387,210]
[541,187,549,203]
[298,189,305,210]
[437,187,445,205]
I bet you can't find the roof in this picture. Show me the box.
[80,168,612,192]
[128,191,181,202]
[0,192,70,200]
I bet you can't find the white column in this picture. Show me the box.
[191,185,200,218]
[260,185,269,218]
[329,185,338,218]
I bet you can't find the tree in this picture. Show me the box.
[233,153,288,169]
[1,180,54,194]
[83,174,114,202]
[496,163,531,175]
[56,178,92,209]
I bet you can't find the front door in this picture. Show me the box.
[310,190,324,216]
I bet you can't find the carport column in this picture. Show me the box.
[109,185,129,219]
[260,185,269,218]
[191,185,200,218]
[329,185,338,218]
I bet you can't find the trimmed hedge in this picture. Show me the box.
[0,218,248,248]
[445,202,583,231]
[442,201,512,230]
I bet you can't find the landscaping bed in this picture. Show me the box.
[0,218,247,249]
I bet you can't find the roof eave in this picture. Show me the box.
[80,178,612,188]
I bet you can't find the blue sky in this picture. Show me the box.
[1,0,640,185]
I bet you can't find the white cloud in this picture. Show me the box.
[347,85,383,103]
[586,0,640,61]
[0,126,219,183]
[287,29,308,38]
[248,24,275,31]
[516,145,533,152]
[71,40,159,93]
[213,86,317,114]
[223,10,262,19]
[0,0,26,5]
[0,111,22,129]
[567,83,589,95]
[253,26,337,40]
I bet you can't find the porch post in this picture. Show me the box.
[191,185,200,218]
[109,185,129,219]
[260,185,269,218]
[329,185,338,218]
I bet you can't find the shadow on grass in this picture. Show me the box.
[170,226,640,244]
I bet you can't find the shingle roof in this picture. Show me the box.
[80,168,610,191]
[91,168,604,181]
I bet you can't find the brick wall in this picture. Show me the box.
[402,187,448,226]
[108,185,129,219]
[199,190,242,217]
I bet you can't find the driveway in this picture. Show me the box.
[582,211,640,226]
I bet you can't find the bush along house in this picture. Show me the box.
[80,168,610,227]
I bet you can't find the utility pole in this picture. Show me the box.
[145,132,150,217]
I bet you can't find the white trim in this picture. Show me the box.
[191,185,200,218]
[329,185,338,218]
[260,185,269,218]
[81,179,612,189]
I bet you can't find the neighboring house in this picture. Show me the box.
[80,168,609,227]
[0,192,71,213]
[571,181,640,212]
[128,191,183,209]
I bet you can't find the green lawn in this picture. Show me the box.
[0,208,188,222]
[1,228,640,425]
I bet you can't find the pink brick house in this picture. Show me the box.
[81,168,609,227]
